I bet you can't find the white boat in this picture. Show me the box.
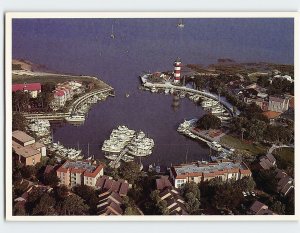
[105,154,119,160]
[177,19,185,28]
[207,141,223,151]
[65,114,85,122]
[110,24,115,39]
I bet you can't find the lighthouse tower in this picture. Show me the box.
[173,57,182,84]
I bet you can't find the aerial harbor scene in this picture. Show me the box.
[10,17,295,217]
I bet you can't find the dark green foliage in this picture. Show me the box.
[181,182,201,214]
[44,171,60,188]
[73,185,99,215]
[118,161,142,184]
[58,194,89,215]
[12,112,27,131]
[253,168,278,194]
[32,193,56,215]
[20,165,36,180]
[12,91,30,112]
[196,114,221,130]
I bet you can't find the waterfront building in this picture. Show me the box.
[56,161,104,187]
[12,82,41,98]
[170,161,252,188]
[173,57,182,84]
[12,130,46,166]
[53,90,67,107]
[268,96,290,113]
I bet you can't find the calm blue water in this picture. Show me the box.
[12,18,294,166]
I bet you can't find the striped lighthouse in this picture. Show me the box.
[173,57,182,84]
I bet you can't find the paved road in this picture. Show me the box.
[267,144,293,155]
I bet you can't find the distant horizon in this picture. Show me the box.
[12,18,294,77]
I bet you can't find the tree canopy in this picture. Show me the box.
[196,114,221,130]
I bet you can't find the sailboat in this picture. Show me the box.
[177,19,185,28]
[110,24,115,39]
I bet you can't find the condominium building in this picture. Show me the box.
[12,130,46,166]
[56,161,104,187]
[170,161,252,188]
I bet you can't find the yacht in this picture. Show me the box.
[207,141,223,151]
[110,24,115,39]
[65,114,85,123]
[177,19,185,28]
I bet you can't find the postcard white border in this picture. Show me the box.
[5,11,300,221]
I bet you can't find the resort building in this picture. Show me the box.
[51,81,84,109]
[97,191,123,216]
[12,130,46,166]
[56,161,104,187]
[158,187,188,215]
[12,83,42,98]
[268,96,290,113]
[96,175,130,197]
[155,176,188,215]
[170,161,252,188]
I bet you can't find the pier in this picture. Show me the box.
[22,87,114,121]
[142,78,240,117]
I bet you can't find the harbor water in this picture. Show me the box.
[12,18,294,167]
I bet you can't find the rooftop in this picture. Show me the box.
[57,161,104,177]
[12,83,41,92]
[172,161,250,178]
[12,141,40,158]
[12,130,35,144]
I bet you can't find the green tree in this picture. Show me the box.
[253,168,277,194]
[53,185,69,201]
[59,194,89,215]
[12,90,30,112]
[181,182,201,214]
[44,171,60,188]
[270,200,286,215]
[118,161,142,184]
[20,165,36,180]
[246,119,267,141]
[73,185,99,214]
[149,190,169,215]
[235,177,256,192]
[196,114,221,130]
[32,193,56,215]
[12,112,27,131]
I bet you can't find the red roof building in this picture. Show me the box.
[12,83,41,98]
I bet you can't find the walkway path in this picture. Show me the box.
[267,144,293,155]
[142,79,240,117]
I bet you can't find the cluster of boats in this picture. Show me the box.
[177,119,198,135]
[48,142,83,160]
[201,99,231,122]
[127,131,154,157]
[27,119,52,145]
[27,119,50,137]
[102,125,136,154]
[65,93,110,124]
[102,126,155,166]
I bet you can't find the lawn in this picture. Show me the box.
[220,134,267,156]
[12,74,110,89]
